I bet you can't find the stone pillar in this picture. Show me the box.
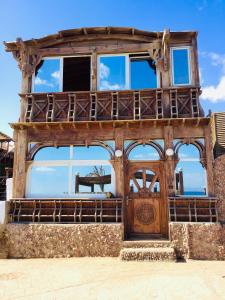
[204,126,215,196]
[214,154,225,222]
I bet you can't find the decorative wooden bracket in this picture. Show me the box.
[161,28,170,71]
[11,38,42,77]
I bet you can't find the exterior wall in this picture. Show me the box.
[170,223,225,260]
[214,154,225,221]
[1,223,224,260]
[5,223,123,258]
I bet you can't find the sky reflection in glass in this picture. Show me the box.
[99,56,126,90]
[34,146,70,161]
[172,49,190,85]
[176,144,206,196]
[29,166,69,196]
[130,59,157,89]
[73,146,110,160]
[33,59,61,92]
[128,144,160,160]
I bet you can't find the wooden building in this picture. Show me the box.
[4,27,218,240]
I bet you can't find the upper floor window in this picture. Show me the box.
[98,53,157,91]
[33,56,91,93]
[33,58,61,92]
[171,48,191,86]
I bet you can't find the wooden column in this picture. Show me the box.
[204,125,215,196]
[114,128,124,197]
[20,73,30,122]
[164,126,175,196]
[91,51,97,91]
[12,128,28,198]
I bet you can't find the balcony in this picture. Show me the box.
[20,87,203,123]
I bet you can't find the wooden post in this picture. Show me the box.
[12,129,27,198]
[164,126,175,196]
[114,128,124,197]
[204,125,215,196]
[91,51,97,91]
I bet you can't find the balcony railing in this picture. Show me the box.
[9,198,123,223]
[169,197,218,222]
[20,87,202,123]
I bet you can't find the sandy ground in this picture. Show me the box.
[0,258,224,300]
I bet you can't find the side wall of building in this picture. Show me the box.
[214,154,225,221]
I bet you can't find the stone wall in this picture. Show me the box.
[0,225,8,258]
[214,154,225,221]
[5,223,124,258]
[170,223,225,260]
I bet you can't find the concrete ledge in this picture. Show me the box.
[5,223,124,258]
[170,222,225,260]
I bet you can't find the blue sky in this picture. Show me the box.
[0,0,225,137]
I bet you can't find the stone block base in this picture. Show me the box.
[170,222,225,260]
[5,223,124,258]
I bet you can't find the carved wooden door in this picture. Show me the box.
[126,162,166,236]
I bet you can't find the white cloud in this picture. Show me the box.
[34,77,54,87]
[51,71,60,79]
[35,167,56,173]
[99,63,110,80]
[201,75,225,103]
[200,51,225,103]
[99,80,123,91]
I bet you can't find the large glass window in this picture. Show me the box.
[130,55,157,89]
[171,48,191,85]
[27,144,115,198]
[175,144,207,196]
[33,59,61,92]
[98,55,127,91]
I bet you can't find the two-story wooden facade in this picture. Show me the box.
[4,27,217,240]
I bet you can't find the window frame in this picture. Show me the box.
[26,145,116,198]
[171,47,192,86]
[97,52,159,91]
[32,55,92,93]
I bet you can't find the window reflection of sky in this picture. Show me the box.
[130,59,157,89]
[73,146,110,160]
[33,59,60,92]
[34,146,70,161]
[172,49,190,85]
[29,166,68,196]
[129,144,160,160]
[176,144,206,195]
[99,56,126,90]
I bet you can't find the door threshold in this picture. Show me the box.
[128,233,168,241]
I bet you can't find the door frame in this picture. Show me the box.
[124,160,169,238]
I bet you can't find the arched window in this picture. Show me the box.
[27,143,115,198]
[175,144,207,196]
[128,144,160,161]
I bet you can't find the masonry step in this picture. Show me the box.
[122,239,172,249]
[120,247,176,261]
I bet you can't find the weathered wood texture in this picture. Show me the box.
[20,88,202,123]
